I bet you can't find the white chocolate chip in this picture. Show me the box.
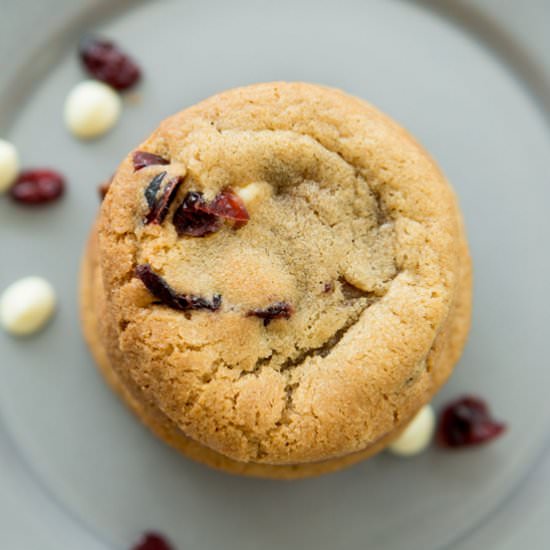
[64,80,121,139]
[235,182,269,207]
[388,404,435,456]
[0,139,19,193]
[0,277,56,336]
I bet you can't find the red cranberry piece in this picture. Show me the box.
[144,172,166,209]
[144,174,182,225]
[136,264,221,312]
[10,169,65,205]
[172,191,221,237]
[247,301,294,326]
[132,532,174,550]
[209,188,250,227]
[148,176,182,224]
[133,151,170,171]
[323,282,334,293]
[172,189,249,237]
[79,35,141,91]
[437,396,506,448]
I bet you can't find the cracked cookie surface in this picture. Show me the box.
[82,82,472,471]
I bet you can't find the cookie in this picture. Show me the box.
[81,221,471,478]
[80,82,472,477]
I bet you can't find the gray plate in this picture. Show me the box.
[1,1,550,549]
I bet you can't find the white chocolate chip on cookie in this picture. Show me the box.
[235,182,270,208]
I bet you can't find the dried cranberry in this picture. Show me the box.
[209,188,250,227]
[172,189,249,237]
[10,169,65,205]
[136,264,221,312]
[323,282,334,293]
[172,191,221,237]
[132,532,174,550]
[133,151,170,171]
[144,172,166,209]
[79,35,141,91]
[437,396,506,448]
[144,175,183,225]
[247,301,294,326]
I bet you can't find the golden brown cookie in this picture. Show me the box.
[80,82,472,478]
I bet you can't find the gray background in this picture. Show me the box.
[1,0,549,549]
